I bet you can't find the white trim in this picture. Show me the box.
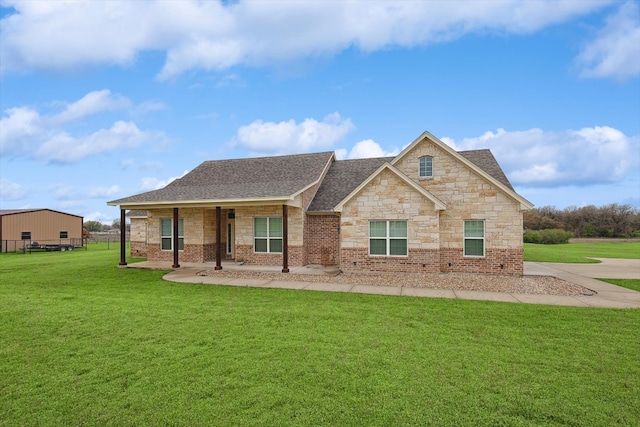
[463,219,485,257]
[109,196,301,210]
[369,220,408,257]
[253,217,283,254]
[160,217,184,251]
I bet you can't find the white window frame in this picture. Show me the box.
[369,220,408,257]
[254,217,283,253]
[419,156,433,178]
[463,220,485,257]
[160,218,184,251]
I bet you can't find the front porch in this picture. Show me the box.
[122,260,340,276]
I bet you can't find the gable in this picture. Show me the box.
[391,132,532,210]
[334,163,446,213]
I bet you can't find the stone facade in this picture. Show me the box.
[129,217,147,258]
[393,140,524,274]
[339,168,441,273]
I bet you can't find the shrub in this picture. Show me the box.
[525,229,573,244]
[523,229,541,244]
[539,229,573,244]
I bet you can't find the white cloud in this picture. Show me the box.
[0,178,28,201]
[88,185,121,198]
[337,139,400,160]
[234,112,354,154]
[37,121,150,163]
[1,91,163,163]
[51,89,132,124]
[0,0,614,79]
[49,184,77,201]
[442,126,640,187]
[0,106,41,156]
[576,2,640,81]
[139,171,188,191]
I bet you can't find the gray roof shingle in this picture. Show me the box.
[307,157,393,212]
[110,152,334,205]
[459,149,514,191]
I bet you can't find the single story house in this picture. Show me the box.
[108,131,533,274]
[0,208,84,252]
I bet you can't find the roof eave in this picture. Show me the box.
[108,196,302,210]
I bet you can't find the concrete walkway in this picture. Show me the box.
[130,259,640,308]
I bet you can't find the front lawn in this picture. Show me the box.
[524,241,640,263]
[1,246,639,426]
[599,279,640,292]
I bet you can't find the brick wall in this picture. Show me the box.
[130,241,147,258]
[341,248,440,273]
[440,247,524,275]
[306,215,340,266]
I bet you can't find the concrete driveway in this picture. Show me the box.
[536,258,640,279]
[524,258,640,308]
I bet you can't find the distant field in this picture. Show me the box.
[1,245,640,426]
[524,241,640,263]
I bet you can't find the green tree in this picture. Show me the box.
[83,221,103,232]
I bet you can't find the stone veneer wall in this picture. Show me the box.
[339,168,441,273]
[145,208,223,263]
[233,205,304,266]
[393,140,525,275]
[129,217,147,258]
[306,214,340,266]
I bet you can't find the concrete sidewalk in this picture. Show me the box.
[154,259,640,309]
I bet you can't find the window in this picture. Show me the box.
[161,218,184,251]
[369,220,407,256]
[254,217,282,253]
[60,231,68,239]
[21,232,31,240]
[464,220,485,257]
[419,156,433,178]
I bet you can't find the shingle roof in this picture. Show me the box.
[308,157,393,212]
[109,151,334,205]
[459,149,514,191]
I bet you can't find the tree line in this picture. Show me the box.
[83,219,130,233]
[524,203,640,238]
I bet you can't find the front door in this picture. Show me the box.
[227,221,235,258]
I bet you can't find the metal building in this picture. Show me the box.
[0,209,83,252]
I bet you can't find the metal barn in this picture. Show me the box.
[0,209,84,252]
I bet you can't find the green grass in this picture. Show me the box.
[524,241,640,263]
[599,279,640,292]
[2,245,640,426]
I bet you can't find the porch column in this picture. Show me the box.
[215,206,222,270]
[119,208,127,266]
[172,207,180,268]
[282,204,289,273]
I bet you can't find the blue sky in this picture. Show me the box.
[1,0,639,224]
